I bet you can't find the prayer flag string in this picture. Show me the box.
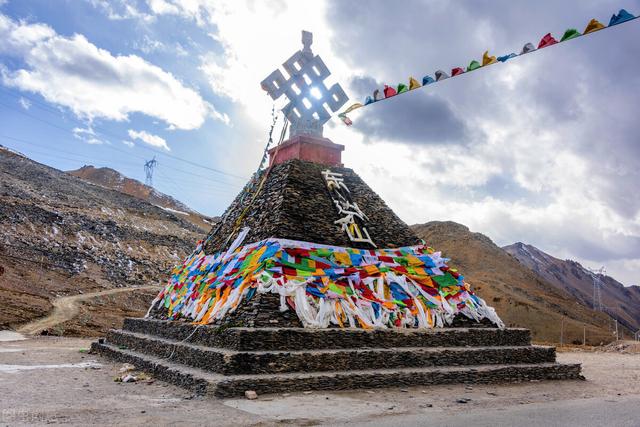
[338,9,638,125]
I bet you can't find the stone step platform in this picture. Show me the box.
[105,329,557,375]
[92,318,582,397]
[91,342,582,398]
[121,318,532,350]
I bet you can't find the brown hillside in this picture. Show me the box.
[0,146,203,336]
[68,165,216,232]
[411,221,618,344]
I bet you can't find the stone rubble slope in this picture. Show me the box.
[0,146,203,333]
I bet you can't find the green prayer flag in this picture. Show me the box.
[329,283,345,295]
[467,60,481,71]
[394,256,409,266]
[560,28,581,41]
[315,248,331,257]
[432,273,458,287]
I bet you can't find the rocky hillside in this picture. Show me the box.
[504,242,640,333]
[411,221,620,344]
[68,165,216,231]
[0,145,204,335]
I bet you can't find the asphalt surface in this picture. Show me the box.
[345,396,640,427]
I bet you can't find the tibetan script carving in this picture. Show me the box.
[322,169,376,248]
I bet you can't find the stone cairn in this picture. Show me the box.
[92,31,582,397]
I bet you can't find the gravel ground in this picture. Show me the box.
[1,334,639,426]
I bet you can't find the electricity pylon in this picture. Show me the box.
[144,157,157,187]
[588,266,606,311]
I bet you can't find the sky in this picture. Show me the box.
[0,0,638,286]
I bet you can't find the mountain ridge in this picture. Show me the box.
[504,241,640,332]
[411,221,621,344]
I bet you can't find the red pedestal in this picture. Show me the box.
[268,135,344,167]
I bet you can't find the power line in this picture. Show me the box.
[0,134,242,191]
[0,86,71,117]
[0,99,249,180]
[153,169,237,196]
[0,134,140,167]
[0,145,238,209]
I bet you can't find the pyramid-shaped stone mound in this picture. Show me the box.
[145,149,505,330]
[204,159,421,253]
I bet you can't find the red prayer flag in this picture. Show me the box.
[538,33,558,48]
[383,85,397,98]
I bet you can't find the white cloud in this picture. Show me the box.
[0,13,222,130]
[209,108,230,125]
[122,140,135,147]
[132,34,165,54]
[18,97,31,110]
[128,129,170,151]
[131,35,190,59]
[88,0,154,22]
[72,125,103,145]
[147,0,181,15]
[174,42,188,57]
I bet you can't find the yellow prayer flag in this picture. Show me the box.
[343,103,363,115]
[408,77,421,90]
[482,50,497,66]
[363,265,379,275]
[583,18,605,34]
[334,252,351,266]
[406,254,423,266]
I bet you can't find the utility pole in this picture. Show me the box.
[615,319,619,341]
[560,317,565,347]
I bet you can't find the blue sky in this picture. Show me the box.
[0,0,247,213]
[0,0,639,285]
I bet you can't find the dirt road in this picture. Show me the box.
[0,336,638,426]
[16,286,160,335]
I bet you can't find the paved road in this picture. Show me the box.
[16,286,160,335]
[345,396,640,427]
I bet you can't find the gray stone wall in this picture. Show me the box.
[105,328,556,375]
[123,318,531,351]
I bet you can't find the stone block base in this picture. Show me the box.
[92,318,583,397]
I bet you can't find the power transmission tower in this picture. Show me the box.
[588,266,605,311]
[144,157,158,187]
